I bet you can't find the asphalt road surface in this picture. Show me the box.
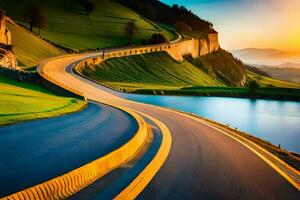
[40,54,300,200]
[0,102,138,197]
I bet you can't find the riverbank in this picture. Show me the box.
[132,86,300,101]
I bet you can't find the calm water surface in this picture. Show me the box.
[120,94,300,153]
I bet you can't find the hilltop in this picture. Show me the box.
[0,0,176,50]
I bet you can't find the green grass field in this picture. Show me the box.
[0,0,176,50]
[7,22,65,69]
[80,51,224,92]
[0,76,86,125]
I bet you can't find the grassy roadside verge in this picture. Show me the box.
[0,76,87,126]
[133,86,300,101]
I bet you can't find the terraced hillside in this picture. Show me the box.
[80,52,224,92]
[0,0,176,50]
[0,76,86,125]
[7,21,65,69]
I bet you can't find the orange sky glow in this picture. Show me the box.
[163,0,300,50]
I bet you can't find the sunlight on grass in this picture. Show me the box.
[7,23,65,68]
[0,77,86,125]
[81,52,224,92]
[0,0,176,50]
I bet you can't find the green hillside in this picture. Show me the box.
[79,50,300,99]
[7,21,65,68]
[185,49,246,86]
[80,51,224,92]
[0,76,86,125]
[247,71,300,88]
[0,0,176,50]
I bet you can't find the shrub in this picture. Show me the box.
[148,33,169,44]
[248,80,260,93]
[175,21,192,34]
[124,21,139,45]
[79,0,94,16]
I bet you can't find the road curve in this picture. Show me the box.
[0,102,138,197]
[40,54,300,199]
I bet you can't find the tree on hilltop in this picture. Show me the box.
[124,21,139,45]
[175,21,192,34]
[80,0,94,16]
[22,4,46,35]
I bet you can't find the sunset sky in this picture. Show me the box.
[161,0,300,51]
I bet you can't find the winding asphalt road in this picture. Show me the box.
[0,102,138,197]
[39,53,300,199]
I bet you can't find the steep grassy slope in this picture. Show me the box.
[80,52,224,92]
[185,49,246,86]
[247,71,300,88]
[0,76,86,125]
[0,0,176,50]
[7,22,65,68]
[80,50,299,99]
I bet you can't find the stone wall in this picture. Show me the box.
[82,32,220,67]
[167,33,220,60]
[0,66,38,83]
[207,33,219,52]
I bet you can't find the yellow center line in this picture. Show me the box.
[114,108,172,200]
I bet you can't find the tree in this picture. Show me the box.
[172,4,179,10]
[248,80,260,94]
[148,33,168,44]
[144,4,158,20]
[23,4,45,34]
[175,21,192,34]
[124,21,138,45]
[80,0,94,16]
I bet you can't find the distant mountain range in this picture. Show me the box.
[231,48,300,65]
[258,63,300,69]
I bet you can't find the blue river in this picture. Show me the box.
[120,94,300,153]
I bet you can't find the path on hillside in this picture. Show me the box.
[38,52,300,199]
[0,102,138,197]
